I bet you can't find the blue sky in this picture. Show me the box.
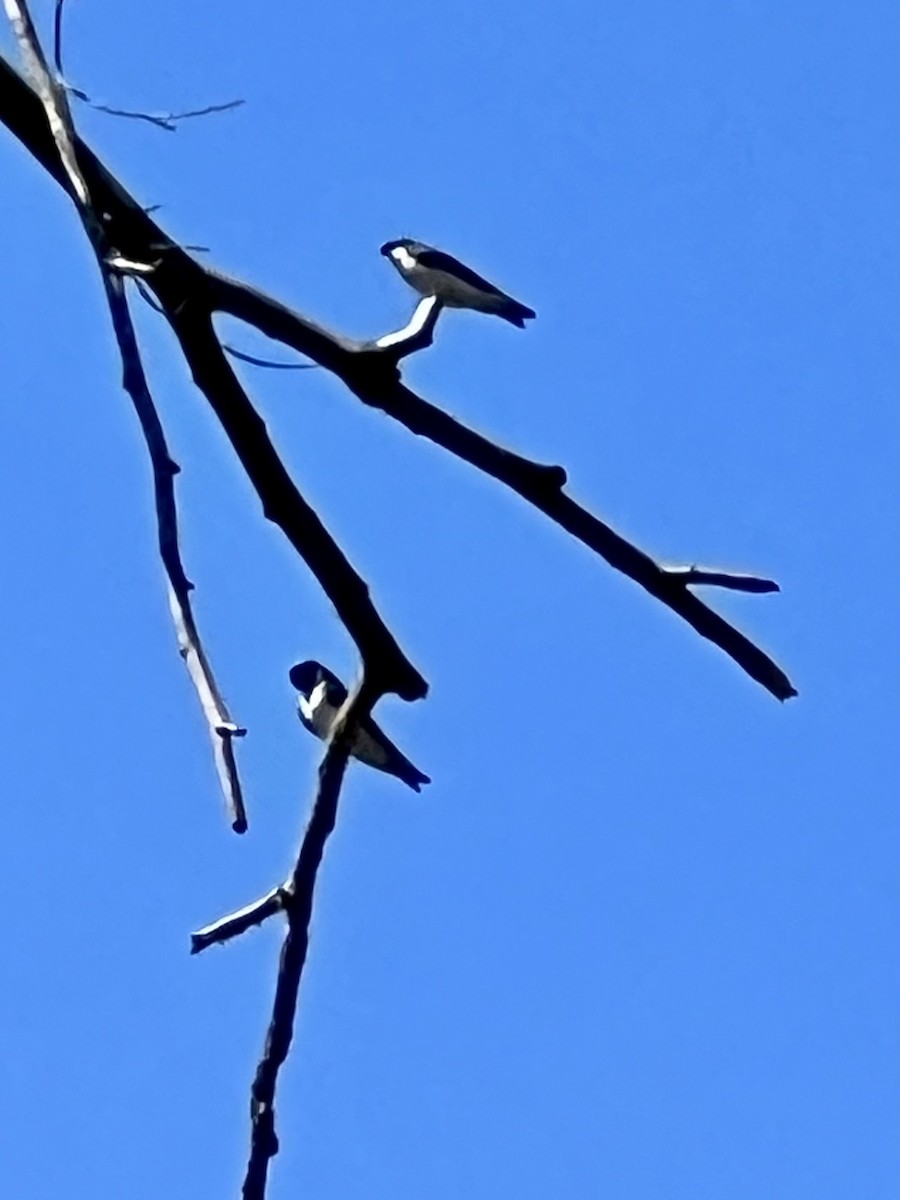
[1,1,898,1196]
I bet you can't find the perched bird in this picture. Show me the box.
[288,660,430,792]
[380,238,536,328]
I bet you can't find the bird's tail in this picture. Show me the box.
[400,763,431,793]
[500,300,537,328]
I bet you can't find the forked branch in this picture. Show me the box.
[1,17,798,1200]
[0,54,795,698]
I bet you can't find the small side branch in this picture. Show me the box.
[371,295,443,358]
[68,89,245,132]
[191,886,288,954]
[662,565,781,594]
[224,344,318,370]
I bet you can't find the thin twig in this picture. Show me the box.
[2,12,249,829]
[224,344,319,370]
[140,282,314,370]
[191,887,289,953]
[67,88,245,132]
[52,0,65,76]
[662,565,781,594]
[242,674,381,1200]
[135,277,165,313]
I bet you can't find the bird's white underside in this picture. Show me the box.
[297,681,329,733]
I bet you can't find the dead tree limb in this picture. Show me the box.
[1,20,798,1198]
[0,53,796,700]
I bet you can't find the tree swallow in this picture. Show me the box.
[380,238,536,328]
[288,660,430,792]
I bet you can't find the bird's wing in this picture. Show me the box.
[358,714,426,782]
[415,248,508,298]
[369,714,411,753]
[312,663,348,707]
[322,677,348,708]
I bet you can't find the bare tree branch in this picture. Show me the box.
[2,14,248,830]
[208,271,797,700]
[240,674,381,1200]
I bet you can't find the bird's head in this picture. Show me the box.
[288,660,325,698]
[380,237,416,257]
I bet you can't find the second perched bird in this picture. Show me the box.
[289,660,430,792]
[380,238,536,328]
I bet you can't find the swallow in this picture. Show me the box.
[288,660,430,792]
[380,237,536,327]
